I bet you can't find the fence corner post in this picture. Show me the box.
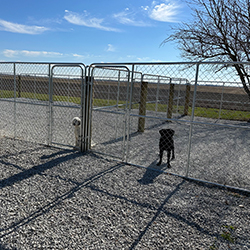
[138,81,148,132]
[18,75,21,98]
[184,82,191,116]
[167,82,174,119]
[82,76,93,152]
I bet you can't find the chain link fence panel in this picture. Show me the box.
[1,61,250,192]
[90,62,250,191]
[0,62,86,148]
[50,65,85,148]
[0,63,15,138]
[89,66,130,160]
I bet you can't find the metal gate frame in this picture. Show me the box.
[87,65,131,160]
[1,61,250,192]
[50,63,87,150]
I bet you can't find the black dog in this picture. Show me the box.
[157,129,175,167]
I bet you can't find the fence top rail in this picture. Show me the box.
[0,62,85,66]
[142,73,170,81]
[1,61,250,66]
[90,61,250,66]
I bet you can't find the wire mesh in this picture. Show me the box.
[90,62,250,191]
[1,61,250,191]
[0,63,15,138]
[0,62,86,147]
[50,65,85,147]
[89,66,130,160]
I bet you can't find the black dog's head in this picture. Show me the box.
[159,129,175,138]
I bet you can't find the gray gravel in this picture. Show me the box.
[91,109,250,191]
[1,98,250,190]
[0,137,250,249]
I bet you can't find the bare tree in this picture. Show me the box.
[163,0,250,99]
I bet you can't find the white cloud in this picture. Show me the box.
[113,9,151,27]
[72,53,84,58]
[64,10,120,32]
[137,56,151,61]
[3,49,18,57]
[106,44,116,52]
[0,19,49,34]
[2,49,95,60]
[148,1,181,22]
[114,2,181,26]
[3,49,63,58]
[141,6,149,11]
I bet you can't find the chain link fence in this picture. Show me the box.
[89,62,250,192]
[1,61,250,191]
[89,66,130,159]
[0,62,85,148]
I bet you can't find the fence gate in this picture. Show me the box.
[50,64,86,149]
[0,63,52,143]
[88,66,131,160]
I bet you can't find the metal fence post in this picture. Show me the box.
[138,81,148,132]
[115,71,121,139]
[79,67,86,152]
[186,63,200,177]
[85,75,94,151]
[156,76,160,112]
[176,79,181,114]
[167,80,174,119]
[14,63,17,139]
[218,82,225,120]
[48,64,53,146]
[184,81,191,116]
[125,65,134,162]
[17,75,21,98]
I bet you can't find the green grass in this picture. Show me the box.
[1,90,250,121]
[0,90,81,104]
[0,90,15,99]
[191,107,250,121]
[93,99,250,121]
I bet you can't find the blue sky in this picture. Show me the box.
[0,0,192,65]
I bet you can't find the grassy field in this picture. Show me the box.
[1,90,250,121]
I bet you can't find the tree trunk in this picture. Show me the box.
[233,64,250,101]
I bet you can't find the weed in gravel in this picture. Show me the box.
[209,239,219,250]
[209,224,237,249]
[220,225,236,243]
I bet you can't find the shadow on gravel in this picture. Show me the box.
[100,120,171,146]
[0,160,124,238]
[129,180,186,250]
[84,176,220,249]
[0,243,14,250]
[40,149,74,160]
[129,179,218,250]
[137,160,169,185]
[0,149,82,189]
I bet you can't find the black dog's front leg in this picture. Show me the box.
[167,150,171,168]
[157,149,163,166]
[171,147,175,160]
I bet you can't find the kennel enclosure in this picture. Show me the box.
[1,61,250,192]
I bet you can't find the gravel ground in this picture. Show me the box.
[0,137,250,250]
[91,109,250,191]
[1,98,250,191]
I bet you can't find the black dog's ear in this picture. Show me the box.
[159,129,165,136]
[169,129,175,137]
[159,129,175,137]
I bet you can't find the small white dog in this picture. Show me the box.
[72,117,81,149]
